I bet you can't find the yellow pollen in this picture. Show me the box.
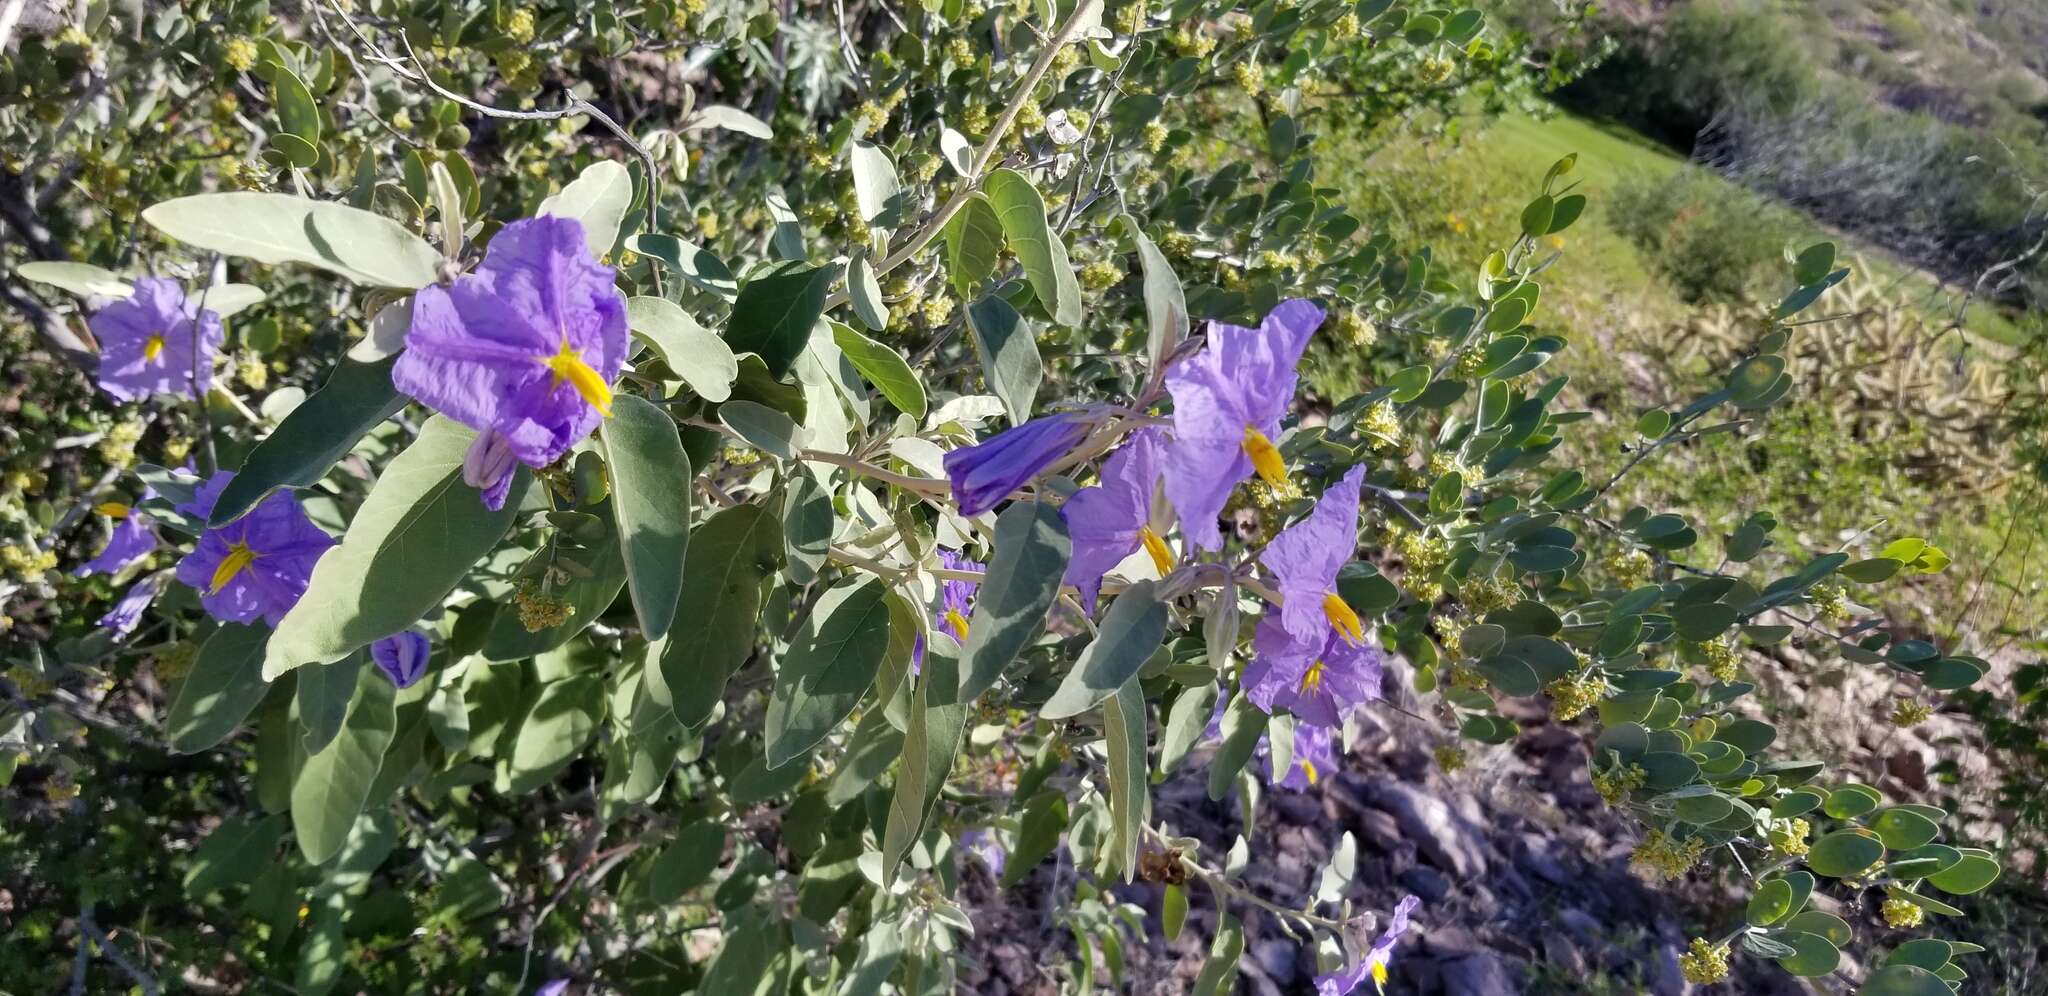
[97,502,130,519]
[1139,525,1174,576]
[544,336,614,416]
[1303,760,1320,786]
[143,333,166,362]
[1323,592,1364,645]
[1300,659,1326,694]
[1371,960,1388,991]
[945,608,969,641]
[209,540,258,594]
[1241,425,1287,486]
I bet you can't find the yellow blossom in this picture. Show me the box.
[1678,938,1729,985]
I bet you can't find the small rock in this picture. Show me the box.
[1558,908,1603,942]
[1398,865,1452,904]
[1517,833,1571,886]
[1440,952,1520,996]
[1363,778,1491,878]
[1251,938,1299,987]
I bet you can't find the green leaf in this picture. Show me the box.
[944,193,1005,297]
[1191,913,1245,996]
[765,579,892,768]
[1869,807,1940,851]
[294,652,364,753]
[480,513,626,662]
[1520,195,1554,238]
[537,159,633,258]
[1163,883,1188,941]
[184,812,286,898]
[832,321,927,418]
[648,820,727,903]
[697,912,784,994]
[1807,828,1885,879]
[266,417,529,678]
[688,104,774,139]
[212,356,405,525]
[1728,355,1787,405]
[984,167,1082,326]
[1792,242,1837,286]
[1103,676,1150,881]
[850,140,902,237]
[290,666,397,864]
[649,503,784,726]
[966,294,1043,424]
[628,233,738,298]
[1125,216,1188,369]
[840,919,904,996]
[1861,966,1950,996]
[506,675,605,794]
[296,893,348,996]
[960,500,1071,701]
[16,260,134,297]
[1886,938,1953,973]
[720,399,804,460]
[627,296,737,402]
[1773,931,1840,977]
[1673,602,1737,641]
[1041,581,1170,719]
[167,624,275,753]
[1001,791,1070,887]
[882,651,969,886]
[1546,194,1586,234]
[1157,682,1218,778]
[1207,690,1265,801]
[1823,783,1883,819]
[1927,848,2000,895]
[1746,877,1793,926]
[726,260,839,379]
[601,395,693,640]
[142,192,441,288]
[846,250,888,331]
[781,469,833,585]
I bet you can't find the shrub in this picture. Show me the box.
[1608,167,1799,304]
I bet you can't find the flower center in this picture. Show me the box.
[1322,592,1364,645]
[209,540,258,595]
[97,502,130,519]
[143,333,166,362]
[1301,759,1320,786]
[1240,425,1287,486]
[945,608,970,641]
[544,336,614,416]
[1299,659,1326,694]
[1371,959,1389,989]
[1139,525,1175,576]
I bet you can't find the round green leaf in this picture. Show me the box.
[1823,783,1883,819]
[1861,965,1950,996]
[1869,807,1940,851]
[1806,828,1884,879]
[1771,931,1839,977]
[1926,849,2000,895]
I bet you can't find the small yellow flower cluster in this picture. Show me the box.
[1143,121,1170,153]
[1232,60,1263,95]
[497,49,534,85]
[1697,637,1741,684]
[4,468,43,494]
[163,436,194,463]
[98,418,147,468]
[1113,4,1142,34]
[45,772,80,804]
[56,25,93,49]
[722,444,762,468]
[1889,697,1933,729]
[947,38,975,67]
[960,101,992,137]
[1229,15,1255,42]
[5,663,53,697]
[1810,582,1851,625]
[154,641,199,683]
[1443,662,1487,691]
[513,579,572,632]
[238,352,269,391]
[1332,12,1361,39]
[1,544,58,581]
[1159,231,1195,257]
[1452,344,1490,379]
[1678,938,1730,985]
[1426,450,1474,484]
[1049,43,1081,77]
[223,37,261,72]
[1433,744,1467,773]
[1767,817,1810,857]
[1601,547,1652,589]
[1253,249,1300,272]
[690,210,721,240]
[1417,55,1455,84]
[1459,575,1519,614]
[907,153,941,184]
[1591,762,1645,805]
[1431,615,1463,658]
[1393,526,1451,578]
[1170,27,1216,58]
[1359,400,1404,451]
[920,296,955,327]
[1079,260,1122,291]
[1546,669,1605,722]
[668,0,706,30]
[1630,828,1706,882]
[505,8,536,45]
[1882,892,1926,929]
[1335,310,1377,349]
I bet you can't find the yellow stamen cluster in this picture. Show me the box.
[1433,744,1467,773]
[1431,615,1463,658]
[1171,27,1216,58]
[5,663,53,697]
[45,772,80,804]
[1159,231,1195,257]
[1697,637,1741,684]
[1049,44,1081,77]
[947,38,975,66]
[505,8,536,44]
[98,418,147,468]
[1631,829,1706,882]
[209,541,259,594]
[1810,582,1851,624]
[920,296,955,327]
[960,101,992,136]
[1113,4,1142,34]
[1143,121,1170,153]
[238,352,269,391]
[1601,548,1653,589]
[1881,893,1925,929]
[1360,400,1403,450]
[1335,310,1377,349]
[1255,249,1302,271]
[1241,425,1288,486]
[1767,817,1810,858]
[1079,260,1123,291]
[1139,526,1175,576]
[1233,60,1263,95]
[1417,55,1455,84]
[544,337,614,416]
[1331,12,1360,39]
[1452,345,1490,379]
[223,37,260,72]
[1678,938,1729,985]
[1889,697,1933,729]
[513,580,572,632]
[1459,575,1519,614]
[2,544,58,581]
[1546,669,1605,722]
[1591,762,1646,805]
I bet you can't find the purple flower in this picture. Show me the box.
[960,828,1008,877]
[372,630,432,689]
[1265,722,1337,790]
[1315,895,1421,996]
[462,429,521,511]
[915,550,982,674]
[1060,427,1172,614]
[393,216,627,507]
[942,411,1092,516]
[100,573,167,637]
[173,472,335,626]
[77,502,158,576]
[1242,614,1385,729]
[535,981,570,996]
[1260,465,1366,644]
[1164,299,1324,551]
[89,277,224,402]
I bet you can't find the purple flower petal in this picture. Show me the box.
[1262,465,1365,641]
[535,981,570,996]
[174,472,335,626]
[89,277,224,402]
[372,631,432,689]
[77,510,158,576]
[1245,612,1384,729]
[1314,895,1421,996]
[99,573,166,637]
[393,216,627,487]
[942,411,1091,516]
[1060,427,1168,613]
[1164,299,1324,551]
[1265,722,1336,791]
